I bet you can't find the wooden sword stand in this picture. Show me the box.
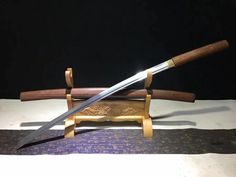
[64,68,153,138]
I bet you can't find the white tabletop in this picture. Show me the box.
[0,99,235,130]
[0,99,236,177]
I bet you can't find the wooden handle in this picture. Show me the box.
[20,88,196,102]
[172,40,229,67]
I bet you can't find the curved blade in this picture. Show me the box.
[17,61,171,148]
[17,40,229,148]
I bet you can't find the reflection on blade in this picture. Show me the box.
[17,61,171,149]
[18,40,229,148]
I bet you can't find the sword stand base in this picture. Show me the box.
[64,68,153,138]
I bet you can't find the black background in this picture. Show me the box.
[1,0,236,99]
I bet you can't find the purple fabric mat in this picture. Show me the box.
[0,129,236,155]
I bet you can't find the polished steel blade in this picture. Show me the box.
[17,60,172,148]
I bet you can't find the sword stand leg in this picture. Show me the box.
[64,68,153,139]
[64,68,75,138]
[142,70,153,138]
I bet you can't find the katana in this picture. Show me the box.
[17,40,229,149]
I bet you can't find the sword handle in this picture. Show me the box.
[171,40,229,67]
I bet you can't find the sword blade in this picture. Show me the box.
[17,39,229,149]
[17,61,171,148]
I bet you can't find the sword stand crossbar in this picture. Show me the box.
[64,68,153,138]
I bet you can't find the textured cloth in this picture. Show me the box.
[1,129,236,155]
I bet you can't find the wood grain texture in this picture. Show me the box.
[20,88,196,102]
[172,40,229,67]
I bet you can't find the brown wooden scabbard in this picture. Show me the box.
[20,88,196,102]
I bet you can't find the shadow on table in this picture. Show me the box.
[16,106,233,152]
[151,106,230,119]
[20,106,230,128]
